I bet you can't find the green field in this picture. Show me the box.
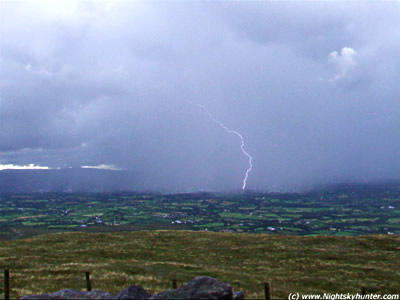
[1,186,400,239]
[0,231,399,299]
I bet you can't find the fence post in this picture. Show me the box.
[264,282,270,300]
[85,272,92,292]
[4,269,10,300]
[361,287,366,295]
[172,279,177,289]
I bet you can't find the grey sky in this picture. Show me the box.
[1,0,400,191]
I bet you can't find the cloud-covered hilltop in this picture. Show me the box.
[1,1,400,191]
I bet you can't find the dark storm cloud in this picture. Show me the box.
[1,1,400,191]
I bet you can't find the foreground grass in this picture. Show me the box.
[0,231,399,299]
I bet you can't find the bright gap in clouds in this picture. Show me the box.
[0,164,122,171]
[80,164,122,171]
[0,164,51,170]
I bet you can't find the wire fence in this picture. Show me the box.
[2,268,370,300]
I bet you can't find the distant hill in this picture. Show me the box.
[1,168,400,193]
[0,168,137,193]
[312,180,400,193]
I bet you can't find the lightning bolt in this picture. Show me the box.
[190,102,253,190]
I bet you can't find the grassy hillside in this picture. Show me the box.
[0,231,399,299]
